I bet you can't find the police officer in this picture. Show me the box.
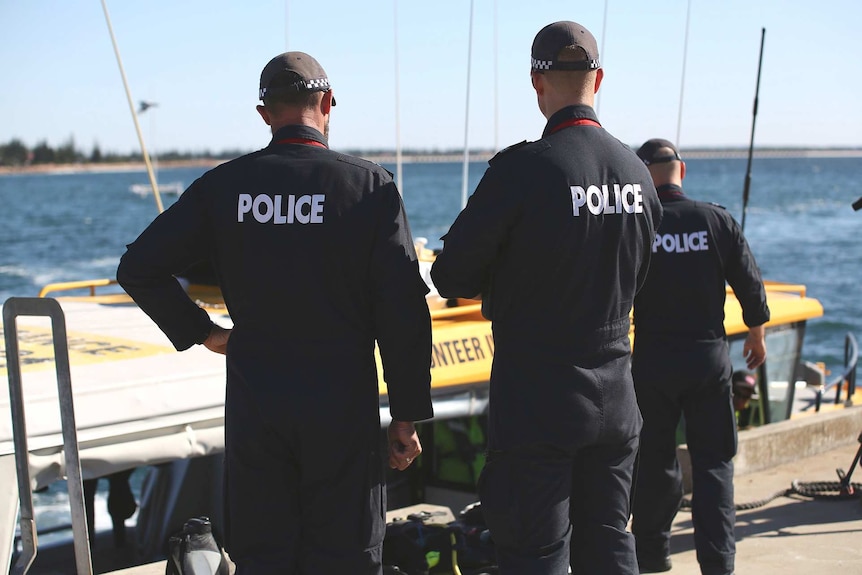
[117,51,433,574]
[431,21,662,575]
[630,138,769,575]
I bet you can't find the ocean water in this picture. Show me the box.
[2,156,860,365]
[2,156,861,540]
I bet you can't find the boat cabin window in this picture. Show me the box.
[729,321,807,425]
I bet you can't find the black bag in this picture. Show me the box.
[449,503,497,574]
[165,517,230,575]
[383,504,498,575]
[383,512,454,575]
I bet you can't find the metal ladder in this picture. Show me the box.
[3,297,93,574]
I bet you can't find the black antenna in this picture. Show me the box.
[741,27,766,232]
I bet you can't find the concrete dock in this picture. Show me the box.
[670,440,862,574]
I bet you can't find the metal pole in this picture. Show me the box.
[393,0,403,194]
[285,0,290,50]
[675,0,692,147]
[4,306,36,575]
[493,0,499,151]
[100,0,164,214]
[460,0,475,209]
[741,28,766,232]
[596,0,609,116]
[4,298,93,575]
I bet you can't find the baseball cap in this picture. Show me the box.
[259,51,335,105]
[732,371,758,402]
[732,371,757,411]
[636,138,683,165]
[531,21,601,72]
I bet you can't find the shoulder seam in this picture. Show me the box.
[336,153,393,176]
[336,153,377,168]
[490,140,549,164]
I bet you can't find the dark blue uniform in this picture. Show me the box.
[631,184,769,575]
[431,105,662,575]
[117,125,433,574]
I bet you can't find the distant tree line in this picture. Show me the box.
[0,136,505,168]
[7,137,854,169]
[0,137,248,167]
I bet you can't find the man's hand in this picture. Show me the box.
[388,420,421,471]
[743,324,767,370]
[203,325,231,355]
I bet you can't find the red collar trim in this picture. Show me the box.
[275,138,327,148]
[549,118,601,134]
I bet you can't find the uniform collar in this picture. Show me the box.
[543,105,600,138]
[270,125,329,148]
[656,183,686,201]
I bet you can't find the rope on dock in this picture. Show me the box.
[680,480,862,511]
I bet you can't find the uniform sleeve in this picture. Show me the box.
[370,180,434,422]
[430,164,522,299]
[724,215,770,327]
[116,180,215,351]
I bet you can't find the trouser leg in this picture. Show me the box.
[298,423,386,575]
[690,458,735,575]
[107,468,137,547]
[225,378,386,575]
[631,379,683,565]
[569,436,639,575]
[684,371,737,575]
[478,447,572,575]
[225,381,301,574]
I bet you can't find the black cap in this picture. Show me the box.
[732,371,757,395]
[531,21,600,72]
[636,138,682,165]
[259,51,335,104]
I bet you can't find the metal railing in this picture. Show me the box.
[3,297,93,574]
[37,278,118,298]
[815,332,858,412]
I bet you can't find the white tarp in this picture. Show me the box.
[1,299,231,488]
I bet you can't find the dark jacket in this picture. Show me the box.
[431,105,663,360]
[117,124,433,422]
[633,184,770,341]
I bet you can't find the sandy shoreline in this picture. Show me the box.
[0,159,223,176]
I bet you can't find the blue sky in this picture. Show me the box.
[2,1,860,155]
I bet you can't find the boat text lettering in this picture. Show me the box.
[237,193,325,224]
[570,184,643,217]
[653,231,709,253]
[431,336,490,369]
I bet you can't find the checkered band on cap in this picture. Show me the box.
[305,77,331,91]
[532,58,553,71]
[259,76,331,99]
[530,56,600,71]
